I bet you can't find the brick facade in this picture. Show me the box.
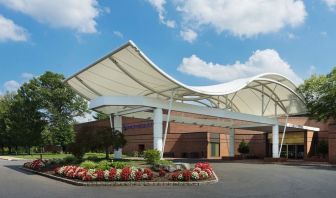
[74,114,335,163]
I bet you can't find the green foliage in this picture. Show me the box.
[62,155,79,165]
[317,140,328,158]
[299,67,336,121]
[67,143,86,159]
[93,112,109,120]
[110,161,127,169]
[80,160,97,169]
[86,155,100,162]
[238,140,250,154]
[0,71,89,152]
[73,126,127,159]
[154,159,173,165]
[143,149,161,165]
[97,160,112,170]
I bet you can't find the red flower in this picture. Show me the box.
[159,169,166,177]
[170,171,180,181]
[195,162,213,171]
[121,167,131,181]
[182,170,191,181]
[95,170,105,181]
[109,168,117,181]
[135,171,143,181]
[144,168,153,180]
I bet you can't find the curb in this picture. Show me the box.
[0,157,25,161]
[20,167,218,186]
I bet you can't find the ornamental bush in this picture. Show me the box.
[62,155,79,165]
[143,149,161,165]
[238,140,250,154]
[110,161,127,169]
[80,160,97,169]
[97,160,111,170]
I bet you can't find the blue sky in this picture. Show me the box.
[0,0,336,94]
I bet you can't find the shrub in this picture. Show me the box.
[318,140,328,158]
[110,161,127,169]
[154,159,172,165]
[238,140,250,154]
[86,156,100,162]
[67,143,85,160]
[97,160,111,170]
[80,160,97,169]
[62,155,79,165]
[143,149,161,165]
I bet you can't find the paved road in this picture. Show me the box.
[1,159,336,198]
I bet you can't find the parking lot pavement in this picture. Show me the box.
[1,159,336,198]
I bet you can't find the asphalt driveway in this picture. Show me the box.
[1,159,336,198]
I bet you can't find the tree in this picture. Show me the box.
[93,112,109,120]
[0,93,16,154]
[5,93,45,154]
[299,67,336,121]
[18,71,89,151]
[238,140,250,155]
[70,126,126,159]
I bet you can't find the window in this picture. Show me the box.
[210,133,220,157]
[211,143,220,157]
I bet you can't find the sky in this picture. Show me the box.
[0,0,336,95]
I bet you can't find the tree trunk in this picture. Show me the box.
[105,146,109,159]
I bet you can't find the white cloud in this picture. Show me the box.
[146,0,176,28]
[180,29,197,43]
[3,80,20,92]
[0,0,100,33]
[175,0,306,37]
[323,0,336,9]
[0,15,28,42]
[113,31,123,38]
[21,72,34,81]
[178,49,302,85]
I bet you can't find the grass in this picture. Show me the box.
[2,152,134,161]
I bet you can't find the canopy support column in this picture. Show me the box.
[279,115,289,157]
[162,91,175,158]
[272,124,279,158]
[153,108,163,156]
[113,115,123,159]
[229,128,235,157]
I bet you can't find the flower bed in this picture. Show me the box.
[23,159,216,184]
[169,162,213,181]
[54,166,153,181]
[23,159,47,170]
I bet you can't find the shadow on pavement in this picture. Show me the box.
[4,165,35,175]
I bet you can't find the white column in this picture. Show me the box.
[229,128,235,157]
[272,124,279,158]
[153,108,163,156]
[113,115,123,159]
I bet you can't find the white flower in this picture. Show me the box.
[191,171,199,180]
[104,170,109,180]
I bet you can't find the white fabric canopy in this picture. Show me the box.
[66,40,306,116]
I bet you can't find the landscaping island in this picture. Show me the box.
[21,154,218,186]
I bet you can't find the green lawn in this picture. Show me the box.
[2,152,129,160]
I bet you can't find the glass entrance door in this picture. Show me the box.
[280,144,304,159]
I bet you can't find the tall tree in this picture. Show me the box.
[0,93,16,154]
[18,71,88,150]
[299,67,336,121]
